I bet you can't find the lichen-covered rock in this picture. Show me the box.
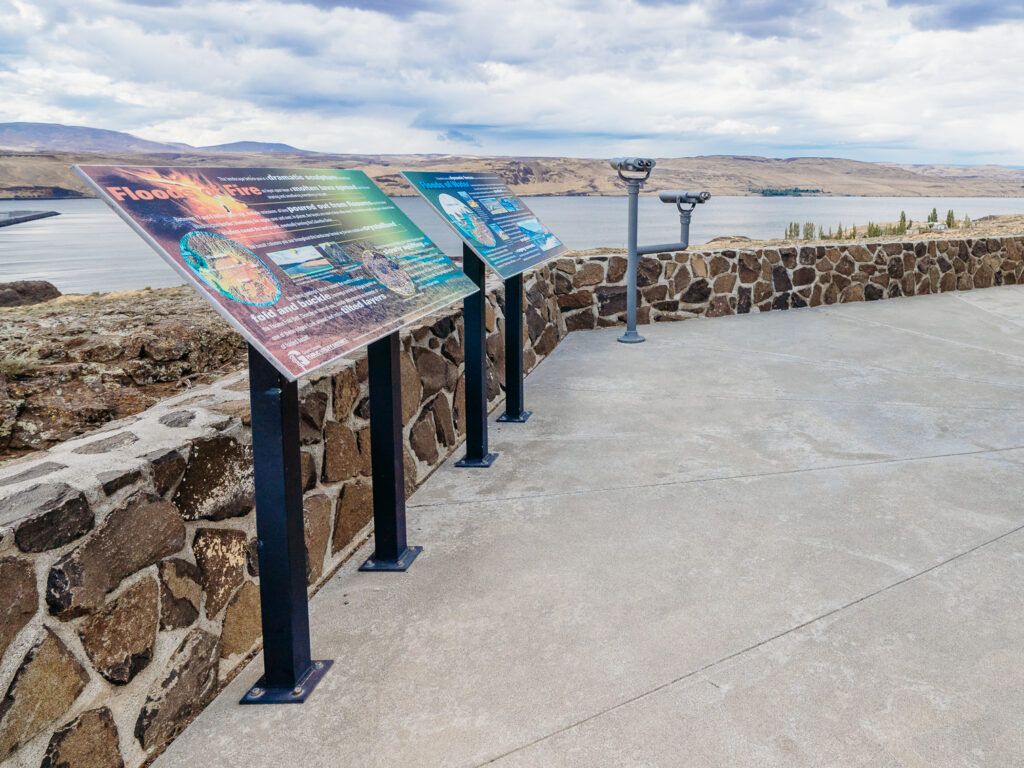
[192,529,247,617]
[134,629,219,753]
[41,707,124,768]
[303,494,332,584]
[172,435,253,520]
[0,628,89,761]
[79,576,158,684]
[332,364,360,420]
[220,581,261,659]
[0,558,36,663]
[158,558,202,630]
[46,495,184,618]
[7,483,93,553]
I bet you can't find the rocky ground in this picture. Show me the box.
[0,287,246,460]
[2,214,1023,462]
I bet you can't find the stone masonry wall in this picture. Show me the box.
[0,265,563,768]
[555,235,1024,328]
[1,234,1022,768]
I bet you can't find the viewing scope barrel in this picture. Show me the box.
[609,157,656,173]
[658,190,711,205]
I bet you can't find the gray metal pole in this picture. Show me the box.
[619,178,644,344]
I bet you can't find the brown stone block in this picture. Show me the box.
[172,436,253,521]
[780,248,797,269]
[736,287,752,314]
[671,266,691,296]
[47,496,184,619]
[332,481,372,554]
[706,296,732,318]
[637,258,662,286]
[680,279,711,305]
[565,311,597,332]
[8,483,93,554]
[331,365,361,422]
[410,411,439,464]
[0,558,36,664]
[791,267,815,287]
[554,258,576,274]
[534,325,558,356]
[134,629,219,753]
[158,558,202,631]
[636,307,651,325]
[738,252,760,284]
[974,265,994,288]
[432,395,456,448]
[753,280,772,304]
[144,448,188,498]
[304,494,332,584]
[596,286,628,316]
[771,265,792,292]
[42,707,123,768]
[849,245,873,263]
[79,576,158,685]
[0,628,89,761]
[557,290,593,310]
[399,353,420,423]
[300,450,317,492]
[712,273,736,294]
[690,255,708,278]
[864,284,884,301]
[572,262,604,287]
[192,529,247,618]
[356,427,372,476]
[220,581,261,659]
[322,422,361,483]
[642,284,668,302]
[840,284,865,302]
[606,256,627,283]
[824,282,839,305]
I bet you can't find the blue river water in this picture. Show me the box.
[1,196,1021,294]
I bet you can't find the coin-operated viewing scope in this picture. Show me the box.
[609,156,714,344]
[658,190,710,206]
[609,157,656,176]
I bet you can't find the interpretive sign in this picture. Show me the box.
[402,171,566,278]
[74,165,477,380]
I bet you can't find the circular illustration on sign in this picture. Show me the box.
[438,193,496,248]
[359,249,417,296]
[179,231,281,306]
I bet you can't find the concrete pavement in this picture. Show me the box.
[154,287,1024,768]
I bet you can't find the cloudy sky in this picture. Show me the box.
[2,0,1022,163]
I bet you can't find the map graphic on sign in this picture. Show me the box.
[75,166,477,379]
[403,172,567,279]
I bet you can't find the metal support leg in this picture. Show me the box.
[497,272,531,423]
[619,178,644,344]
[241,345,331,704]
[359,332,422,571]
[457,243,498,467]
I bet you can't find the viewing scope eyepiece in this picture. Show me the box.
[609,157,656,173]
[658,190,711,205]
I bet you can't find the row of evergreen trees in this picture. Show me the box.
[784,209,972,241]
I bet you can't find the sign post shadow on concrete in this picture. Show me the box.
[402,172,567,466]
[75,165,477,704]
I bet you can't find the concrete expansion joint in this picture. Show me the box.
[473,522,1024,767]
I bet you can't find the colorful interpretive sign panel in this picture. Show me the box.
[74,166,477,380]
[402,172,566,279]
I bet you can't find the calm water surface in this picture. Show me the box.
[1,196,1022,293]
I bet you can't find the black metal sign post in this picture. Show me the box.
[241,345,332,705]
[496,272,531,423]
[359,331,422,571]
[456,243,499,467]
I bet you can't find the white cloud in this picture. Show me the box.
[0,0,1022,163]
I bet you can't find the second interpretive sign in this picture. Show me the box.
[402,171,566,278]
[75,165,476,380]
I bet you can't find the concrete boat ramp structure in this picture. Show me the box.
[155,288,1024,767]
